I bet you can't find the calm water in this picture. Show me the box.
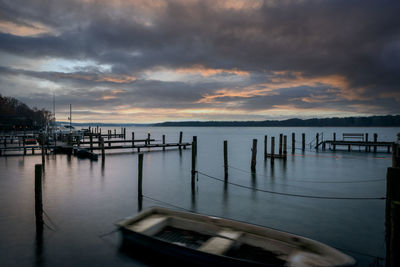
[1,127,399,266]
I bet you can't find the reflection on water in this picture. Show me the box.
[0,126,397,266]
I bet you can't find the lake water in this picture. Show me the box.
[1,127,399,266]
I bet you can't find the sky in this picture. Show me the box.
[0,0,399,123]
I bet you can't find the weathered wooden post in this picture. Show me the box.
[316,133,319,150]
[291,133,295,153]
[283,135,287,159]
[271,137,275,163]
[302,133,305,151]
[374,133,378,153]
[191,136,197,187]
[114,129,116,138]
[90,134,93,152]
[279,134,283,156]
[40,134,45,170]
[251,139,257,172]
[365,133,369,152]
[179,131,183,150]
[35,164,43,233]
[147,132,151,145]
[138,153,143,210]
[386,167,400,267]
[108,130,111,140]
[264,135,268,159]
[333,133,336,151]
[224,140,228,180]
[162,135,166,151]
[124,128,126,140]
[100,137,105,158]
[132,132,135,147]
[393,143,400,168]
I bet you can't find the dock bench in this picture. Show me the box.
[342,133,364,141]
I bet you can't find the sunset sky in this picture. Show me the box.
[0,0,399,123]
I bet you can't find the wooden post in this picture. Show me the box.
[147,132,151,145]
[35,164,43,232]
[251,139,257,172]
[283,135,287,159]
[393,143,400,168]
[108,130,111,140]
[333,133,336,151]
[114,129,116,138]
[374,133,378,153]
[224,140,228,180]
[32,147,35,155]
[162,135,166,151]
[316,133,319,150]
[132,132,135,147]
[279,134,283,156]
[124,128,126,140]
[40,134,45,170]
[191,136,197,186]
[386,167,400,267]
[291,133,295,153]
[179,131,183,150]
[302,133,305,151]
[100,137,105,158]
[264,135,268,159]
[365,133,369,152]
[90,134,93,152]
[138,153,143,199]
[390,201,400,267]
[271,137,275,163]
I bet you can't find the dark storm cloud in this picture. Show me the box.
[0,0,399,118]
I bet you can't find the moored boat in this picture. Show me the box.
[116,207,355,266]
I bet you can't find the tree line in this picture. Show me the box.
[0,94,53,130]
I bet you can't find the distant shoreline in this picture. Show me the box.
[57,115,400,127]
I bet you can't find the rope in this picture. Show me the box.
[228,165,385,184]
[196,170,385,200]
[142,195,192,212]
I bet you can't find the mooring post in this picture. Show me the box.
[191,136,197,186]
[302,133,305,151]
[108,130,111,140]
[279,134,283,156]
[386,167,400,267]
[114,129,116,138]
[138,153,143,200]
[124,128,126,140]
[333,133,336,151]
[35,164,43,233]
[390,201,400,267]
[100,137,105,158]
[374,133,378,153]
[365,133,369,152]
[40,134,45,170]
[251,139,257,172]
[291,133,295,154]
[264,135,268,159]
[179,131,183,150]
[224,140,228,180]
[162,135,166,151]
[316,133,319,150]
[132,132,135,147]
[90,134,93,152]
[271,137,275,163]
[283,135,287,159]
[147,132,151,145]
[393,143,400,168]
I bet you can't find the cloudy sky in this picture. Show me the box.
[0,0,399,123]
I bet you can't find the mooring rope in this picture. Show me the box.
[196,170,385,200]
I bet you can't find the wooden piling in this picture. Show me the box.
[393,143,400,168]
[365,133,369,152]
[179,131,183,150]
[386,167,400,267]
[316,133,319,150]
[100,137,105,158]
[224,140,228,179]
[264,135,268,159]
[251,139,257,172]
[279,134,283,156]
[333,133,336,151]
[40,134,45,170]
[90,134,93,152]
[291,133,295,154]
[191,136,197,186]
[271,137,275,163]
[138,153,143,199]
[162,135,166,151]
[132,132,135,147]
[35,164,43,232]
[124,128,126,140]
[147,132,151,145]
[302,133,305,151]
[108,130,111,140]
[390,201,400,267]
[374,133,378,153]
[283,135,287,159]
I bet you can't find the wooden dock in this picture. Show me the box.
[316,133,393,152]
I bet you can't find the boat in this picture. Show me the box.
[116,207,355,266]
[73,147,98,160]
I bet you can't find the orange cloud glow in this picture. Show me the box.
[0,20,54,36]
[176,65,250,77]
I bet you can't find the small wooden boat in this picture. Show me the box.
[116,207,355,266]
[73,148,98,160]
